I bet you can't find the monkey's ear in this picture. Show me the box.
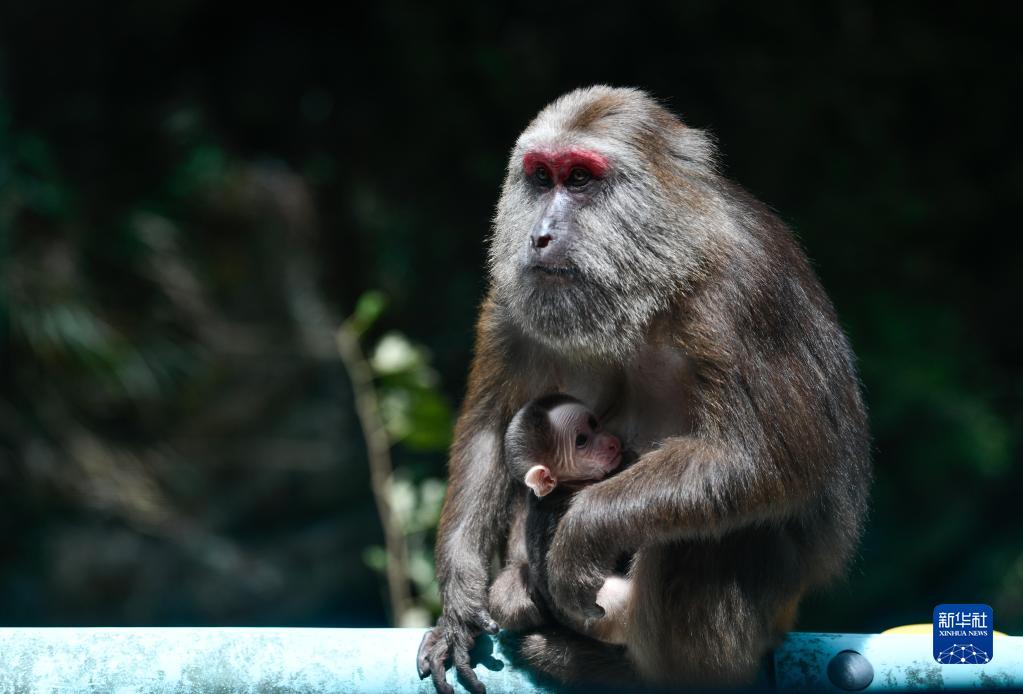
[524,465,557,498]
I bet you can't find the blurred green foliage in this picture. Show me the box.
[344,290,450,624]
[1,3,1021,633]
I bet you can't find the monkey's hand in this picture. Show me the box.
[417,607,499,694]
[545,493,619,622]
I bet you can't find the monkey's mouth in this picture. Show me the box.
[594,452,623,479]
[607,451,622,472]
[529,264,581,280]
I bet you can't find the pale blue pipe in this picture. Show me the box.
[0,628,1019,692]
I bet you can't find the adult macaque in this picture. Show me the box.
[489,393,633,646]
[417,86,870,692]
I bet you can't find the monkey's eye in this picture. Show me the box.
[532,166,553,187]
[566,167,592,187]
[575,432,589,448]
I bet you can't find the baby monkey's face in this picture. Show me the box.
[524,402,622,498]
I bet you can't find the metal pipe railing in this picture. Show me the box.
[0,627,1019,692]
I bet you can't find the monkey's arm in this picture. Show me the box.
[547,334,866,620]
[417,301,522,694]
[417,426,513,694]
[549,439,815,620]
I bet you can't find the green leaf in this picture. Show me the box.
[362,545,387,574]
[349,290,388,336]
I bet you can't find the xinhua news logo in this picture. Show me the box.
[933,604,993,664]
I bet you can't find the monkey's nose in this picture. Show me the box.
[531,233,553,250]
[607,437,621,455]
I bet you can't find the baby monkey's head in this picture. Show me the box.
[504,393,622,498]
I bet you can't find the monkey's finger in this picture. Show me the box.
[475,610,499,635]
[429,650,455,694]
[453,648,487,694]
[416,629,439,678]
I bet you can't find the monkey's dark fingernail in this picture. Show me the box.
[416,632,431,677]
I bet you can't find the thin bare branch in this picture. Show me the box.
[336,322,412,624]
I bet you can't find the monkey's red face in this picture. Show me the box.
[490,95,708,360]
[522,149,610,187]
[520,148,610,278]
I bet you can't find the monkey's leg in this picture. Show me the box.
[625,543,782,688]
[515,624,634,686]
[488,562,545,631]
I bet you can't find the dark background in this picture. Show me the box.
[2,3,1021,634]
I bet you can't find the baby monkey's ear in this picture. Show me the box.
[524,465,557,498]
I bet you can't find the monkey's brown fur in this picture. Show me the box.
[417,86,870,693]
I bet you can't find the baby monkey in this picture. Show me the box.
[490,393,633,645]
